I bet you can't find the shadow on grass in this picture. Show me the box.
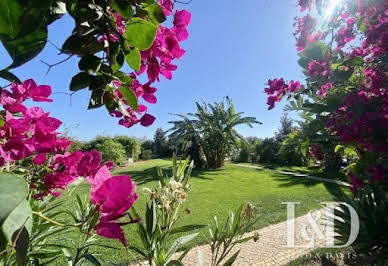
[271,172,322,187]
[117,166,216,185]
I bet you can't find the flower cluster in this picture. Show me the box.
[327,89,388,154]
[103,1,191,129]
[1,80,138,246]
[308,145,323,160]
[293,14,318,52]
[264,78,301,110]
[307,60,331,77]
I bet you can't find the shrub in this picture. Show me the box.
[113,136,141,161]
[95,139,126,165]
[141,149,153,160]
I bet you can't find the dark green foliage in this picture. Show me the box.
[169,97,260,169]
[153,128,170,158]
[333,185,388,264]
[277,131,305,166]
[141,149,153,160]
[0,0,166,118]
[255,138,280,164]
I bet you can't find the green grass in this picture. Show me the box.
[239,162,348,182]
[54,159,347,264]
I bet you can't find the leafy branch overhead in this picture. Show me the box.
[0,0,191,129]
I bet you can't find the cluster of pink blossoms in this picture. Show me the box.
[264,1,388,193]
[100,1,191,129]
[264,78,301,110]
[308,145,323,160]
[0,80,138,246]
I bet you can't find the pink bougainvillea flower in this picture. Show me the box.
[159,0,174,16]
[140,113,156,127]
[33,153,47,165]
[91,175,137,220]
[173,10,191,41]
[288,80,301,92]
[95,222,127,247]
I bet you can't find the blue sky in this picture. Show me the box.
[0,0,304,141]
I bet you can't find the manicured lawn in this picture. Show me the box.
[239,162,348,182]
[54,159,346,264]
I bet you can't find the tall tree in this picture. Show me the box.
[274,113,294,142]
[153,128,169,158]
[168,97,260,168]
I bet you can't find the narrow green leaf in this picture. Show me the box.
[118,86,138,111]
[82,253,101,266]
[222,250,240,266]
[170,224,207,235]
[167,233,198,257]
[62,248,73,266]
[0,69,21,83]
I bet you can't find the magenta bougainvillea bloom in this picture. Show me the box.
[1,79,139,246]
[159,0,174,16]
[102,5,191,129]
[90,166,138,247]
[173,10,191,41]
[140,113,156,127]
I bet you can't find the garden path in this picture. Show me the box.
[134,210,328,265]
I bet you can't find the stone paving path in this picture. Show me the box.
[180,211,328,266]
[233,164,351,187]
[132,164,349,266]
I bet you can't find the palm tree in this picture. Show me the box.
[168,97,261,168]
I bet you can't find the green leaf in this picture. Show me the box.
[222,250,240,266]
[124,18,157,51]
[70,72,93,91]
[0,69,21,83]
[167,233,198,257]
[2,26,48,69]
[144,4,166,24]
[170,224,207,235]
[0,173,28,224]
[127,246,146,257]
[82,253,101,266]
[298,41,328,61]
[0,0,24,39]
[14,227,29,266]
[125,48,141,71]
[113,0,134,19]
[334,145,344,153]
[118,87,138,111]
[79,55,101,72]
[167,260,184,266]
[2,200,32,243]
[62,34,103,56]
[62,248,73,266]
[29,250,63,259]
[88,88,104,109]
[344,56,364,66]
